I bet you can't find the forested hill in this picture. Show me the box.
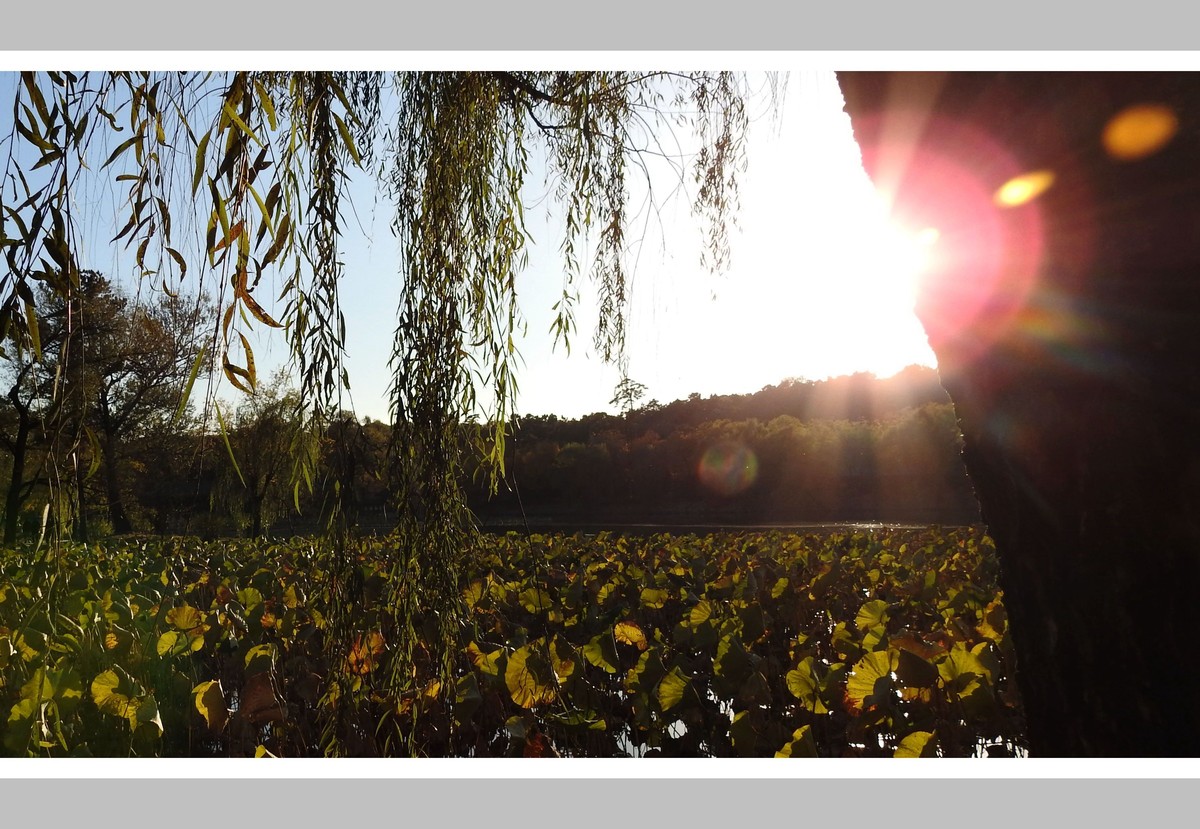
[2,344,977,539]
[524,364,950,440]
[469,365,982,528]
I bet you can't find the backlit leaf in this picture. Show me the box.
[687,599,713,628]
[846,650,897,714]
[785,656,830,715]
[91,667,139,721]
[504,644,557,708]
[656,665,691,712]
[895,730,938,758]
[613,620,648,651]
[640,587,669,609]
[165,603,203,631]
[582,632,619,674]
[156,630,186,657]
[775,725,818,758]
[519,587,554,613]
[244,642,277,674]
[467,641,505,678]
[856,599,890,631]
[193,680,227,733]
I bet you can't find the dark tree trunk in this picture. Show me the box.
[247,491,263,538]
[101,431,132,535]
[3,406,31,545]
[838,71,1200,756]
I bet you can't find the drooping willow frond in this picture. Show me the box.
[0,68,754,755]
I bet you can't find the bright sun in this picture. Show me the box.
[508,71,943,418]
[716,72,941,387]
[621,74,941,405]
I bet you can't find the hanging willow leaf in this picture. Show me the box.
[223,359,253,394]
[214,402,245,487]
[192,131,211,196]
[237,332,257,390]
[239,287,281,328]
[332,113,360,164]
[221,100,262,146]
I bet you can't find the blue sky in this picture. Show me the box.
[0,65,938,424]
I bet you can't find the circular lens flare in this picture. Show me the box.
[1103,103,1178,161]
[858,114,1046,365]
[994,170,1056,208]
[697,441,758,497]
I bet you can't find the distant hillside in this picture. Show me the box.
[471,365,980,528]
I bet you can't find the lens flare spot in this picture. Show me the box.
[993,170,1056,208]
[1102,104,1179,161]
[697,441,758,497]
[915,227,941,247]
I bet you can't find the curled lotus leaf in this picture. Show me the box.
[505,644,557,709]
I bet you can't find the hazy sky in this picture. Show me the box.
[0,64,939,423]
[327,69,938,421]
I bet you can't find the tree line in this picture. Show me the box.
[471,366,978,527]
[0,281,977,542]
